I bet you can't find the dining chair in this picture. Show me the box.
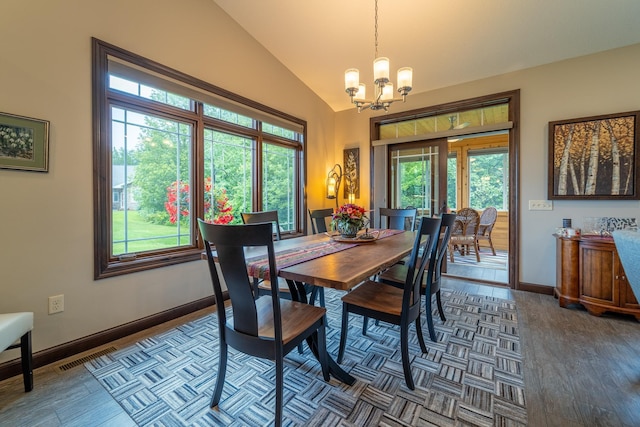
[308,208,334,235]
[241,210,281,240]
[242,210,324,344]
[198,220,329,426]
[378,213,457,341]
[476,206,498,255]
[337,216,441,390]
[0,312,34,392]
[379,207,418,231]
[448,207,481,262]
[361,207,418,332]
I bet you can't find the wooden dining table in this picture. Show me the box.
[206,229,418,385]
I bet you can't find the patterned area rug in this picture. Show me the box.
[85,288,527,426]
[449,250,508,270]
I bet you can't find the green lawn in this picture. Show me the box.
[112,210,191,254]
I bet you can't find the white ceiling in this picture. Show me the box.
[213,0,640,112]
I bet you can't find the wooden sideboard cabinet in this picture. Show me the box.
[554,234,640,320]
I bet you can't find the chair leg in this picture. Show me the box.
[362,316,368,336]
[489,237,496,256]
[436,290,446,322]
[20,331,33,392]
[319,287,325,308]
[337,305,349,363]
[415,316,428,353]
[275,356,284,427]
[210,342,228,408]
[425,293,436,342]
[317,322,330,381]
[400,323,415,390]
[474,241,481,262]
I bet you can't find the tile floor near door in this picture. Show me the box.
[1,279,640,426]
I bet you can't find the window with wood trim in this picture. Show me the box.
[93,38,305,279]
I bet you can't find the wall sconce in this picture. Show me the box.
[326,164,342,207]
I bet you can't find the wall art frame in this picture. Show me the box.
[0,112,50,172]
[548,110,639,200]
[343,147,360,200]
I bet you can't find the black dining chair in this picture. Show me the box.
[378,213,457,341]
[241,210,281,240]
[242,210,325,348]
[337,216,441,390]
[379,207,418,231]
[198,220,329,426]
[308,208,334,235]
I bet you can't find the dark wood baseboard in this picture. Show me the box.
[518,282,555,295]
[0,294,223,383]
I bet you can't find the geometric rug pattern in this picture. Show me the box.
[85,288,527,426]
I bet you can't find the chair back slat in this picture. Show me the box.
[308,208,334,234]
[428,213,457,287]
[241,210,281,240]
[380,207,418,231]
[403,217,441,311]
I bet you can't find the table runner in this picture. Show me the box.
[246,228,403,279]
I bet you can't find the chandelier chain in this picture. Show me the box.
[374,0,379,59]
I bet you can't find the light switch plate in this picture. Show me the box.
[529,200,553,210]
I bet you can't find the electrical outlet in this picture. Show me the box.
[48,295,64,314]
[528,200,553,210]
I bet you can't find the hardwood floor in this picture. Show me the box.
[1,278,640,426]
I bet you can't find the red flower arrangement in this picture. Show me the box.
[331,203,368,235]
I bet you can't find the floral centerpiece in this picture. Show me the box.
[331,203,368,238]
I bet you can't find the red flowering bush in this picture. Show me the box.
[210,188,233,224]
[165,177,233,224]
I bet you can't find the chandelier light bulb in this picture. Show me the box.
[373,57,390,83]
[381,83,394,101]
[355,84,366,101]
[397,67,413,91]
[344,68,360,91]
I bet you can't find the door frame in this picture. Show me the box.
[369,90,520,289]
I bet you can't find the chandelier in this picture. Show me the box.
[344,0,413,112]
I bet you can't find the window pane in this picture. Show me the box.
[390,146,439,217]
[204,129,253,224]
[111,106,193,256]
[109,75,192,110]
[262,122,297,140]
[447,155,457,211]
[468,151,508,210]
[263,143,296,232]
[203,104,254,128]
[379,102,510,139]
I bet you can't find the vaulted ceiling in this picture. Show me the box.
[213,0,640,112]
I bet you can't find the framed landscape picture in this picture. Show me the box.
[548,111,639,200]
[0,112,50,172]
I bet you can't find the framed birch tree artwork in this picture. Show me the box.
[548,111,639,200]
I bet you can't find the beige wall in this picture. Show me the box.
[0,0,336,362]
[2,0,640,362]
[334,43,640,287]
